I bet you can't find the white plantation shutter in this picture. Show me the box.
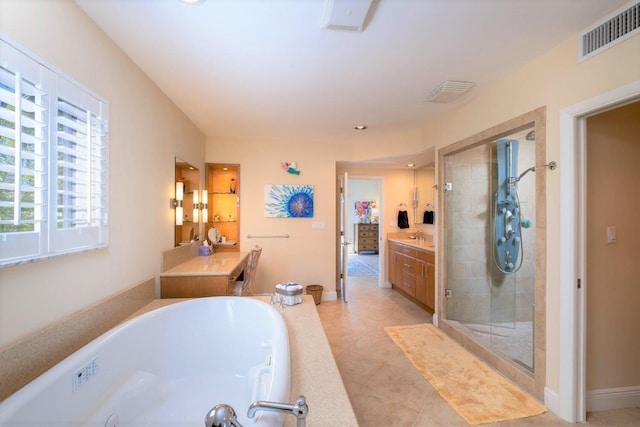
[0,40,48,264]
[0,38,109,267]
[51,77,108,254]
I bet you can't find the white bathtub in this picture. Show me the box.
[0,297,291,426]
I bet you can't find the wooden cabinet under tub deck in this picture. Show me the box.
[388,240,435,312]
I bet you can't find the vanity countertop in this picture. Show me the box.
[160,251,249,277]
[388,237,436,253]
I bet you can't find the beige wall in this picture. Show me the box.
[0,1,205,348]
[207,139,344,296]
[586,101,640,391]
[421,32,640,393]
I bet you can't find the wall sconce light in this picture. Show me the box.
[170,181,184,225]
[202,190,208,223]
[191,189,209,224]
[193,190,200,223]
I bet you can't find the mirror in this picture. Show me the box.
[414,165,435,224]
[175,157,200,247]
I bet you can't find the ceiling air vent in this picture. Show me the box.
[321,0,375,32]
[579,1,640,62]
[424,80,474,103]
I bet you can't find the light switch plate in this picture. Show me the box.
[312,221,325,230]
[607,226,617,244]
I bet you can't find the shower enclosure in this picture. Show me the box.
[439,108,547,397]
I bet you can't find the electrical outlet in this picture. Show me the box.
[73,357,99,392]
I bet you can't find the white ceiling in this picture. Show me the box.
[75,0,626,168]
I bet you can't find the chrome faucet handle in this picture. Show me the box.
[205,404,244,427]
[248,395,308,427]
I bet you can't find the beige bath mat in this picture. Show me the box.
[384,323,546,425]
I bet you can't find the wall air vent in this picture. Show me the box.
[579,1,640,62]
[424,80,474,103]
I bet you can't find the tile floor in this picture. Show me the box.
[316,275,640,426]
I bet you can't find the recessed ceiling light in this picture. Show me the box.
[407,163,416,167]
[354,125,367,130]
[181,0,205,4]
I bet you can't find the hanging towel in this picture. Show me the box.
[397,210,410,229]
[423,210,434,225]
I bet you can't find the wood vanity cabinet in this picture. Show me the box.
[415,250,435,310]
[354,223,379,254]
[388,241,435,312]
[388,242,403,288]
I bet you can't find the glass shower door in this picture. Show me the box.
[444,143,494,332]
[444,128,536,373]
[489,131,537,372]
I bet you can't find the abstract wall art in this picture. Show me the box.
[264,184,314,218]
[354,201,377,223]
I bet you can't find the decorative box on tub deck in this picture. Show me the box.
[275,283,303,305]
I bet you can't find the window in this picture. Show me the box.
[0,38,109,268]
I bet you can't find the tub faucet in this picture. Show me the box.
[247,395,308,427]
[205,403,244,427]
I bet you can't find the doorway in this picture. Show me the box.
[585,101,640,413]
[347,177,382,287]
[558,81,640,423]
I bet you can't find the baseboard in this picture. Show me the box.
[544,387,561,418]
[587,385,640,412]
[322,290,338,301]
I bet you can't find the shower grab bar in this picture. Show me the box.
[247,234,290,239]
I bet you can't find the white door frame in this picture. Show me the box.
[558,80,640,422]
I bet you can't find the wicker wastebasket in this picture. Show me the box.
[306,285,324,305]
